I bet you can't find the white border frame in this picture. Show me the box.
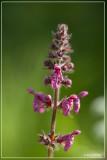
[1,1,105,159]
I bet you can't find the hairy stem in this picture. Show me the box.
[48,88,59,158]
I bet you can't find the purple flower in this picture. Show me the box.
[73,91,88,113]
[57,130,81,151]
[50,64,63,89]
[28,88,52,113]
[60,92,88,115]
[60,97,73,116]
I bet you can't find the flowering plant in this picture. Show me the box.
[28,24,88,157]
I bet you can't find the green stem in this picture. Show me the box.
[48,88,59,158]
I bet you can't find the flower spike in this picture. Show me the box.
[28,24,88,157]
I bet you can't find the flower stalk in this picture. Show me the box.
[48,88,59,157]
[28,24,88,158]
[48,145,53,158]
[50,88,59,134]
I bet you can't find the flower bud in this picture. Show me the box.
[71,130,81,136]
[27,88,35,95]
[61,62,74,72]
[44,59,54,69]
[62,78,72,87]
[62,55,71,62]
[79,91,88,98]
[44,77,51,85]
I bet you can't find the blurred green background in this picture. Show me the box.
[2,2,104,158]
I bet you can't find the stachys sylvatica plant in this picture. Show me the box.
[28,24,88,157]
